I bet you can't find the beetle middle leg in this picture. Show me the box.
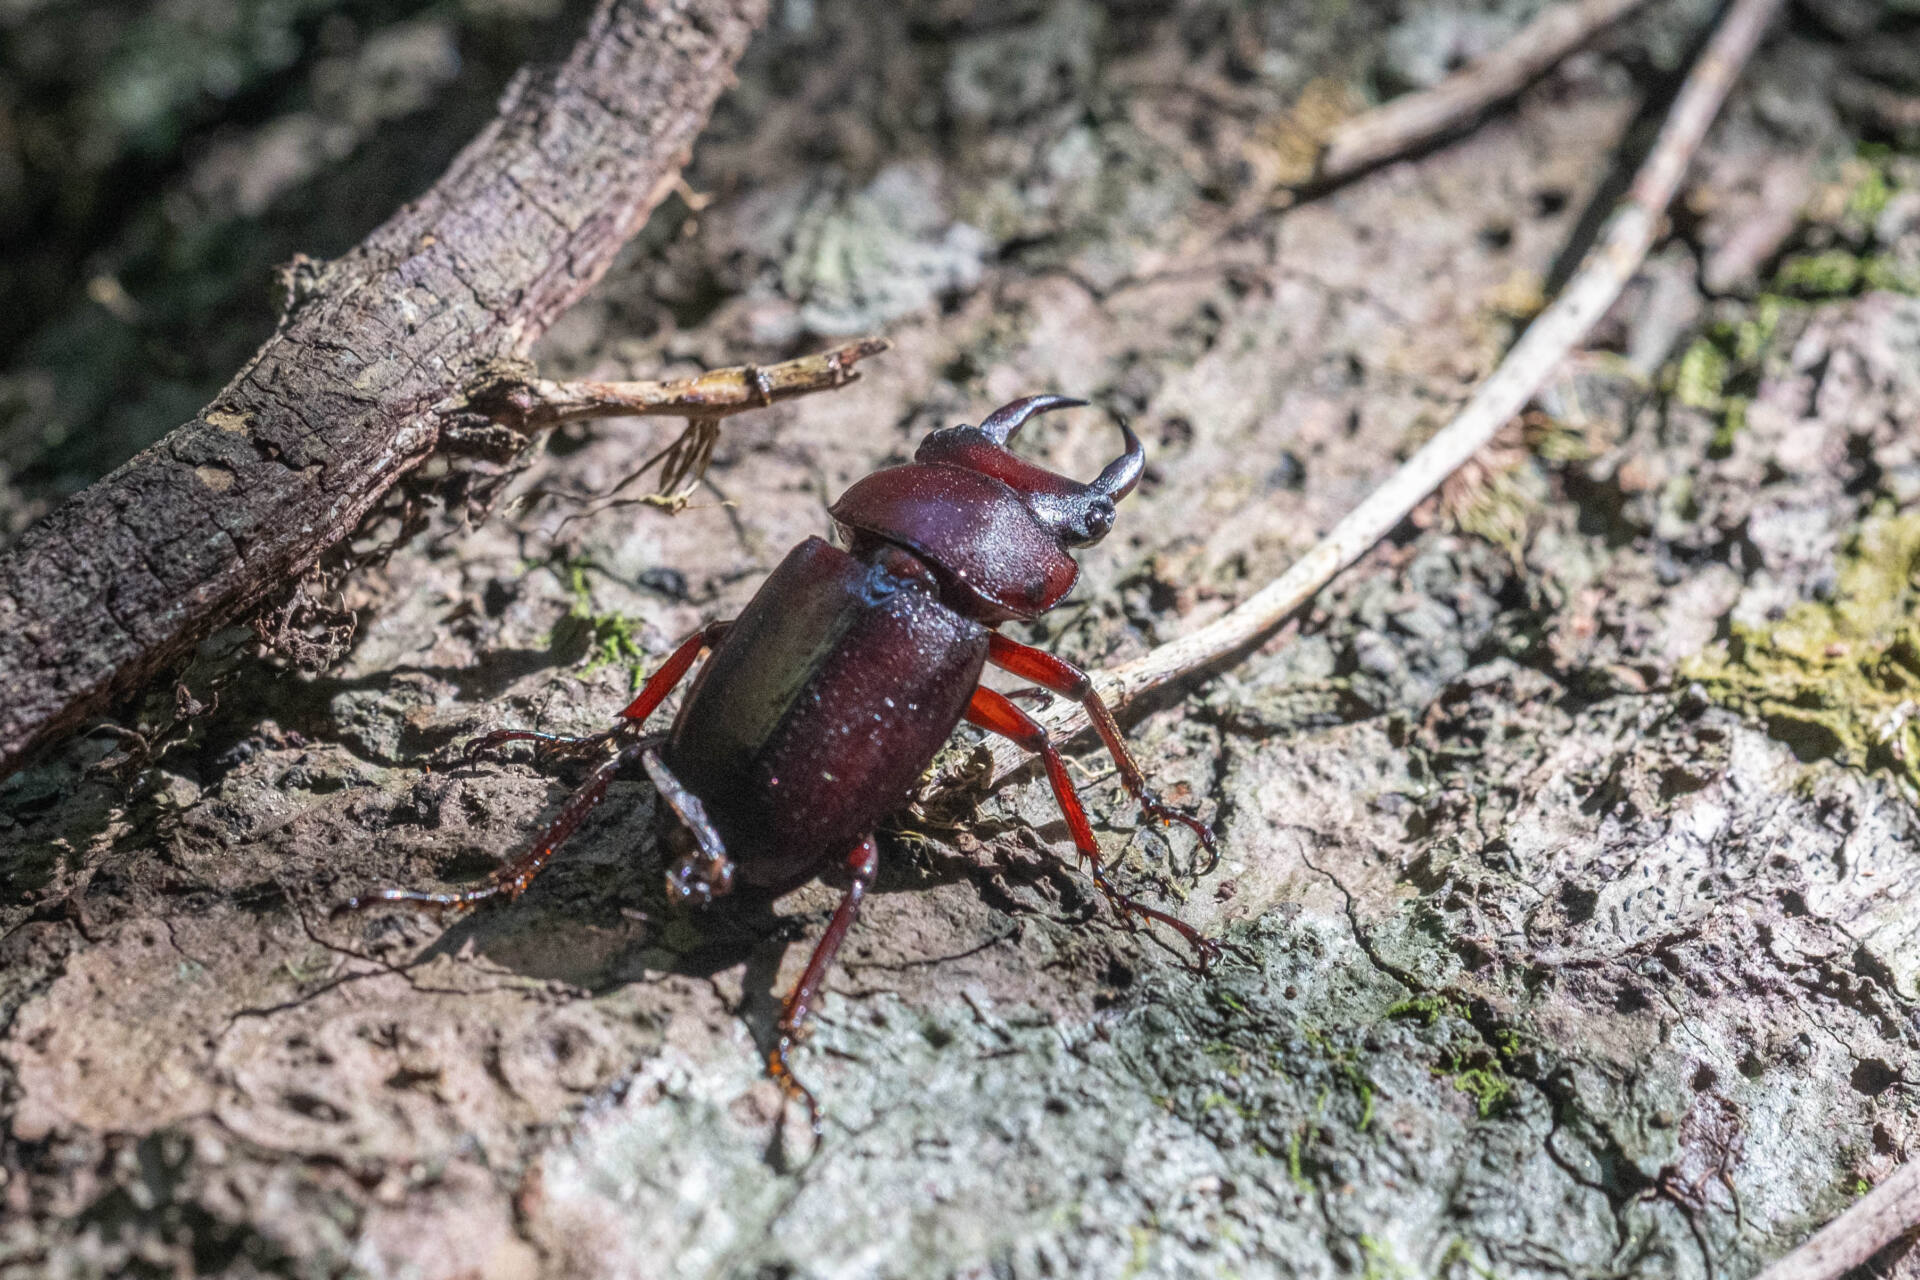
[964,686,1220,969]
[464,620,734,766]
[984,634,1216,866]
[642,747,736,908]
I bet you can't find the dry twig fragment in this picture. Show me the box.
[1315,0,1657,185]
[486,337,891,431]
[1753,1162,1920,1280]
[494,337,891,509]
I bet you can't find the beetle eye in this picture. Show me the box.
[1079,498,1116,544]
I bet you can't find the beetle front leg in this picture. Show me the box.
[985,633,1216,864]
[642,747,737,908]
[965,686,1220,970]
[344,736,661,913]
[768,836,879,1135]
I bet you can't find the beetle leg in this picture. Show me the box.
[642,747,736,908]
[985,633,1216,868]
[767,836,879,1135]
[462,620,732,766]
[343,736,661,913]
[616,619,732,725]
[463,727,617,765]
[965,686,1220,970]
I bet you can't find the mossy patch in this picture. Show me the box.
[1358,1235,1413,1280]
[1384,993,1455,1026]
[1773,249,1918,299]
[1667,296,1782,458]
[1438,1056,1513,1119]
[549,560,650,690]
[1381,992,1519,1117]
[1668,150,1916,470]
[1767,148,1920,300]
[1683,510,1920,794]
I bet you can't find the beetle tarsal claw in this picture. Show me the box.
[768,1041,824,1137]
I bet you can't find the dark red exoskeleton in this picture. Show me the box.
[353,395,1217,1128]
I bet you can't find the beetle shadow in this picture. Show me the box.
[185,644,571,769]
[343,754,821,1063]
[337,737,1178,1075]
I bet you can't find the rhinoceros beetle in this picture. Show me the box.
[351,395,1217,1129]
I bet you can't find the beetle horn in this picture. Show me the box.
[976,394,1087,445]
[1088,417,1145,503]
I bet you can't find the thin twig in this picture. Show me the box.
[970,0,1785,787]
[484,337,891,430]
[1753,1162,1920,1280]
[1314,0,1657,186]
[501,337,890,510]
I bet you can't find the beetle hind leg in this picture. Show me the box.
[343,735,661,914]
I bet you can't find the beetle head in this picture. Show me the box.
[912,395,1144,549]
[830,395,1145,623]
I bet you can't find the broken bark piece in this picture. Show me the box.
[0,0,772,781]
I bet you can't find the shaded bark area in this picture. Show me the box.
[0,0,767,779]
[4,1,1920,1277]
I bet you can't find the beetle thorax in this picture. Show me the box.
[827,395,1143,624]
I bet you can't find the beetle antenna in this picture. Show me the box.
[976,394,1088,446]
[1088,416,1144,502]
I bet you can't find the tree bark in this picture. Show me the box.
[0,0,768,780]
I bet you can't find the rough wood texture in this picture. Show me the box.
[0,0,769,780]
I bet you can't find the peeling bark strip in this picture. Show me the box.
[0,0,769,780]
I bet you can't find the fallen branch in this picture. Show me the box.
[972,0,1785,786]
[1314,0,1656,186]
[0,0,774,781]
[1754,1162,1920,1280]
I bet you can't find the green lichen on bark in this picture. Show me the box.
[1684,509,1920,794]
